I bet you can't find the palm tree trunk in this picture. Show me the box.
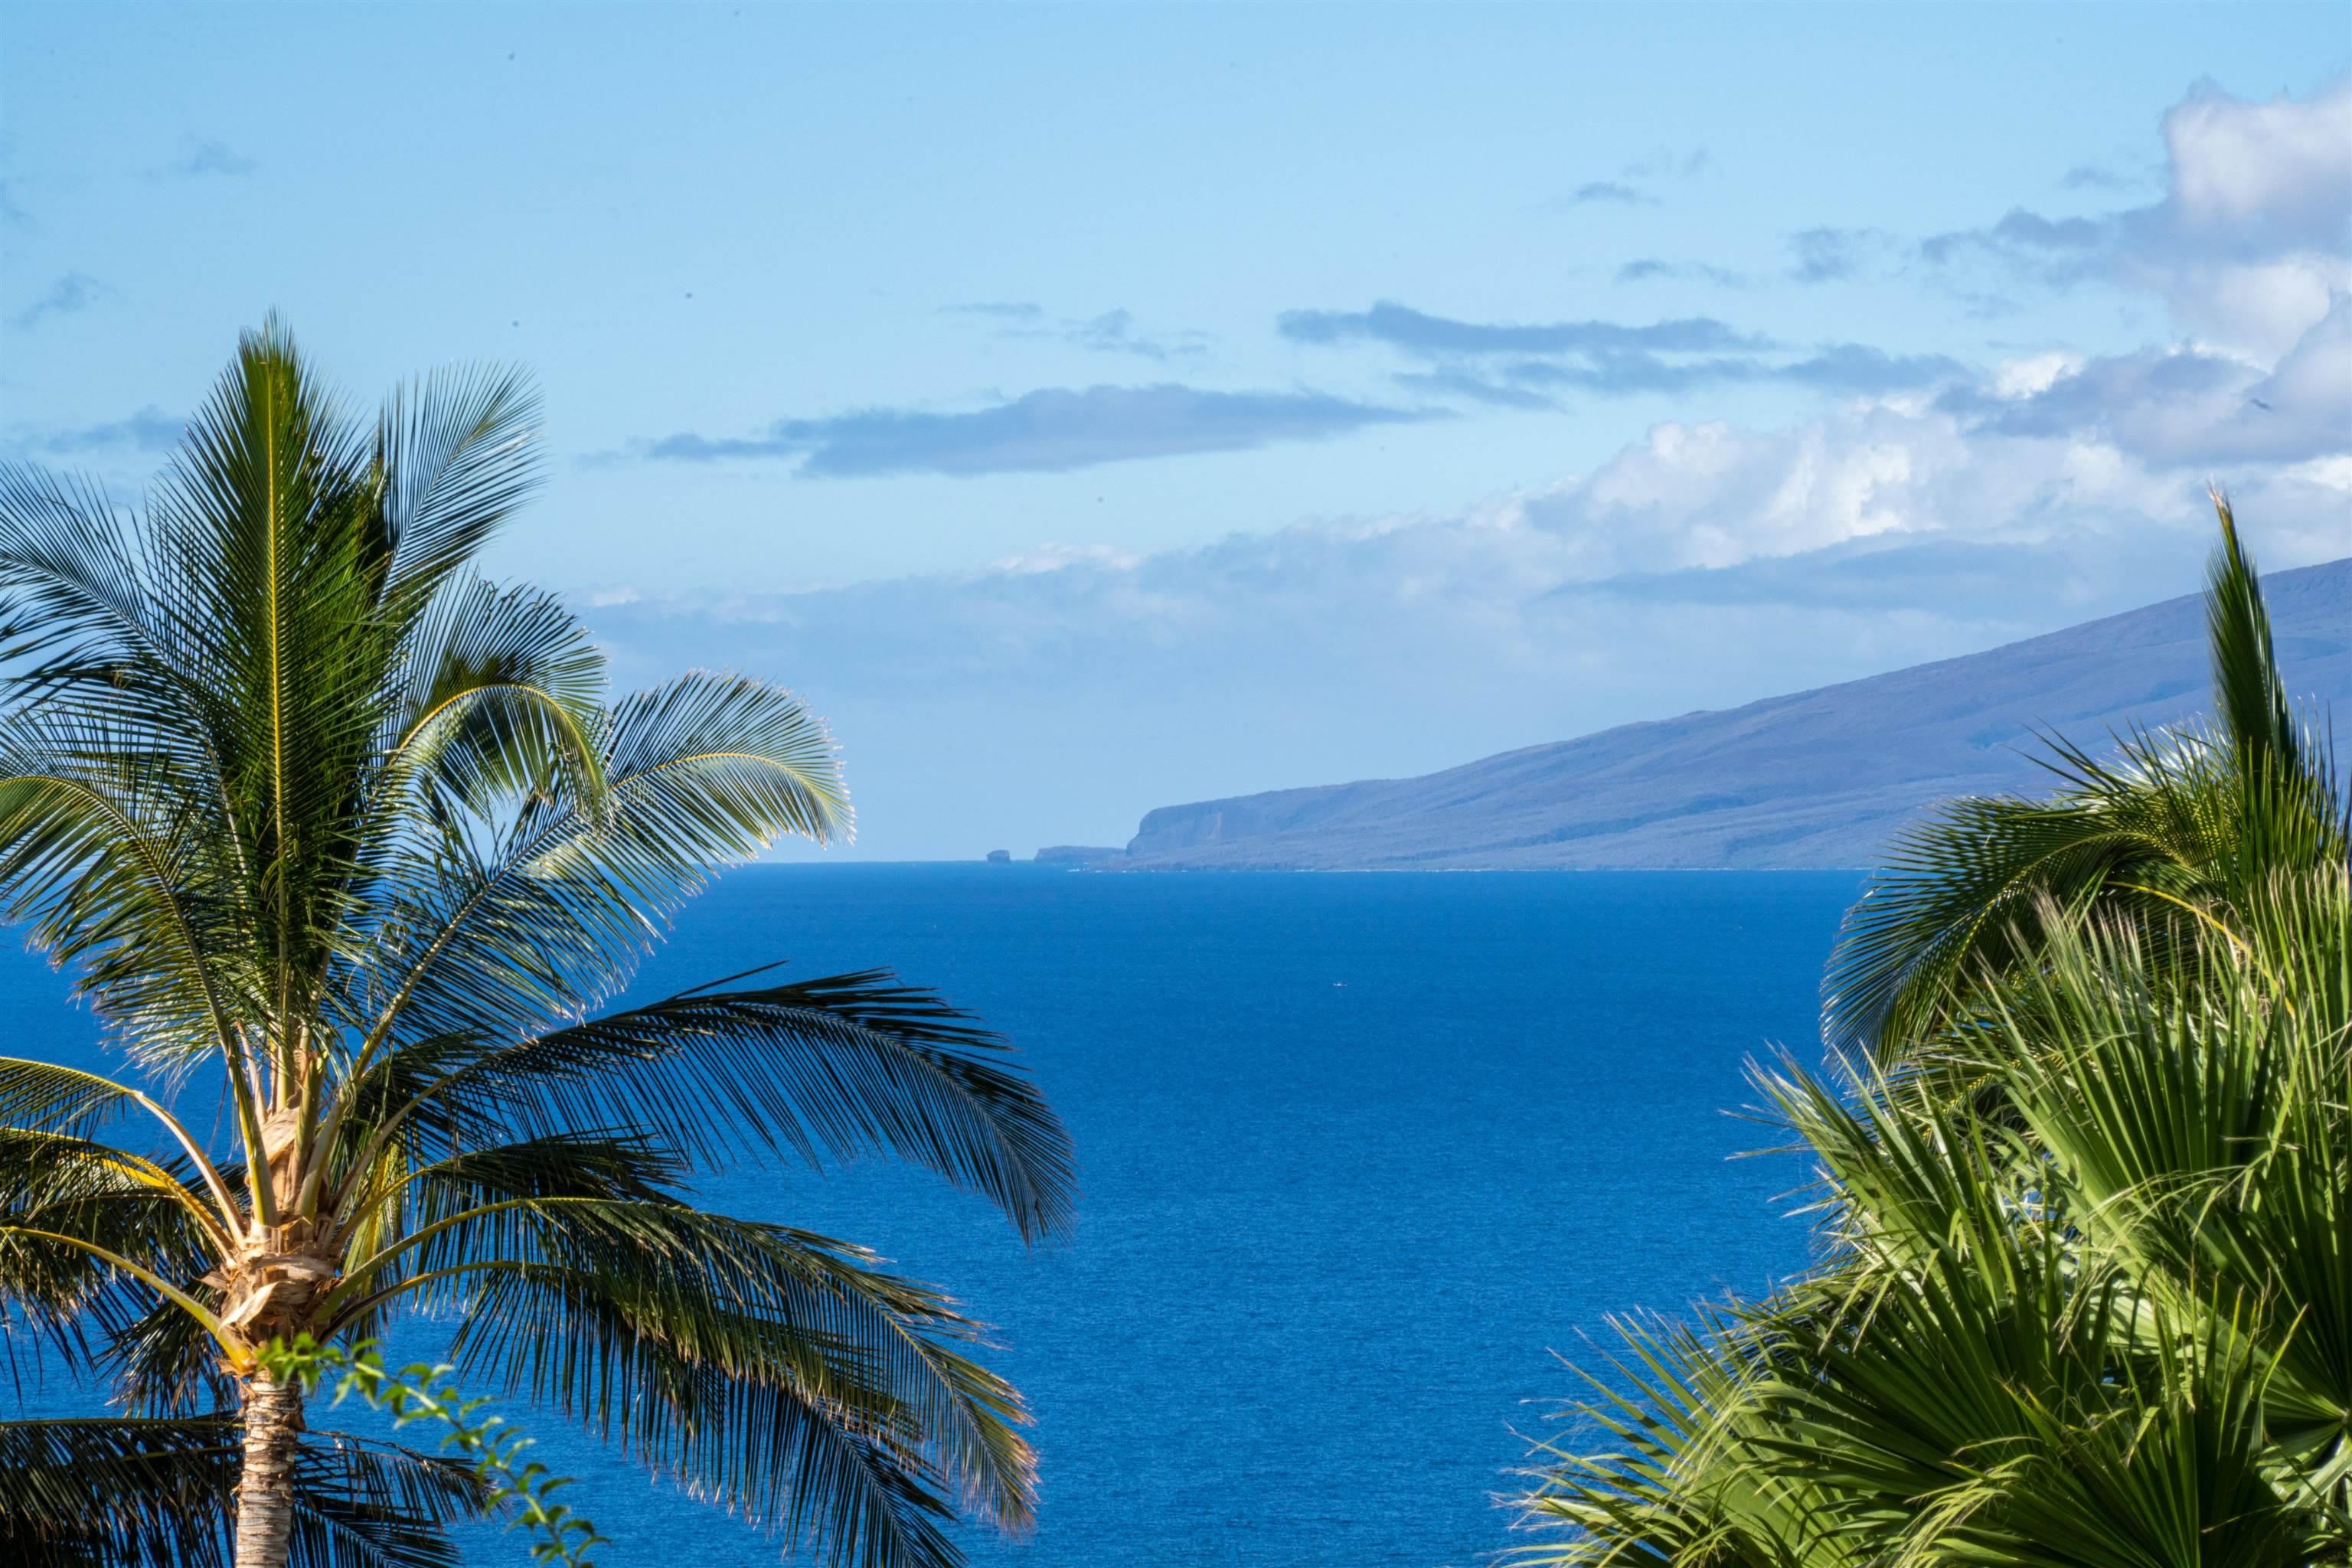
[234,1371,304,1567]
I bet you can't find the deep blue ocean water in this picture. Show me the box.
[7,865,1864,1565]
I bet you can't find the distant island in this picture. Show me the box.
[1037,557,2350,872]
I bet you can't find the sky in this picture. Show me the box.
[3,2,2348,859]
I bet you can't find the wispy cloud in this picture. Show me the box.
[635,383,1439,478]
[943,301,1209,360]
[1558,180,1655,208]
[10,273,113,330]
[1392,370,1559,410]
[1615,257,1748,287]
[1920,209,2108,267]
[2059,163,2135,192]
[1279,302,1765,357]
[1786,227,1896,284]
[1063,309,1210,362]
[1551,148,1711,211]
[28,406,181,455]
[1489,345,1962,400]
[1620,147,1712,181]
[0,180,30,231]
[1281,299,1960,403]
[940,301,1044,321]
[150,138,257,180]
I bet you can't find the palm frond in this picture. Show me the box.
[374,576,607,823]
[326,1197,1032,1566]
[373,363,542,610]
[0,710,258,1064]
[348,672,851,1053]
[2205,488,2301,773]
[0,1126,220,1389]
[0,1417,485,1567]
[381,971,1074,1240]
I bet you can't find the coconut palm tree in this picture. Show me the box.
[0,318,1074,1568]
[1821,492,2347,1060]
[1511,509,2350,1563]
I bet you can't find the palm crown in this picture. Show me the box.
[0,319,1074,1568]
[1821,492,2347,1060]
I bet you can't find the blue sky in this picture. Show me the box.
[5,3,2349,857]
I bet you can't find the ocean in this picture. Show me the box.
[6,864,1864,1565]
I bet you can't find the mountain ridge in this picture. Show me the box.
[1106,557,2352,871]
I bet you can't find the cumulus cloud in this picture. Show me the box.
[635,383,1438,477]
[1939,314,2349,470]
[1923,78,2352,358]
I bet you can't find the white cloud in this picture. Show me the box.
[1993,352,2086,400]
[599,388,2340,704]
[1927,79,2352,361]
[2164,78,2352,236]
[586,361,2344,856]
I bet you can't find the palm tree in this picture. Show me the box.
[1511,508,2350,1563]
[0,318,1074,1568]
[1516,873,2350,1563]
[1821,492,2347,1060]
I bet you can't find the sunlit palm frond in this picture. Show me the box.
[391,971,1075,1240]
[376,576,607,820]
[1978,880,2352,1491]
[139,319,410,1031]
[2206,488,2302,776]
[351,671,851,1052]
[374,364,542,612]
[1509,1306,1853,1568]
[0,462,220,775]
[0,1127,222,1387]
[0,748,253,1070]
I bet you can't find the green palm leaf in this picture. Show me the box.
[380,971,1074,1239]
